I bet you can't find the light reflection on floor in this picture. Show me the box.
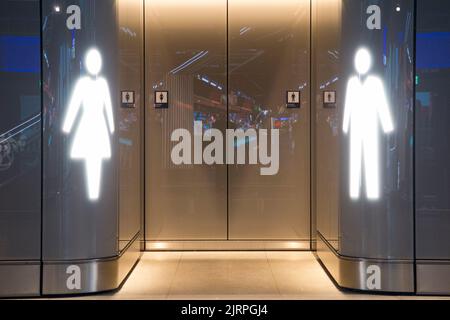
[63,252,443,300]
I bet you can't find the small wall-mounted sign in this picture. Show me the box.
[323,91,337,108]
[286,91,301,109]
[121,91,135,108]
[155,91,169,109]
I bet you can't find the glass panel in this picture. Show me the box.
[313,0,342,251]
[228,0,311,240]
[338,0,414,259]
[0,0,41,260]
[416,0,450,259]
[42,0,119,259]
[117,0,143,252]
[145,0,228,240]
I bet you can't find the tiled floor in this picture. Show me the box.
[74,251,445,300]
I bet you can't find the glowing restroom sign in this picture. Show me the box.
[343,48,394,200]
[63,48,115,201]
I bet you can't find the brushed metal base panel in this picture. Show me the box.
[0,261,40,297]
[42,235,141,296]
[145,240,311,251]
[417,260,450,295]
[316,233,414,293]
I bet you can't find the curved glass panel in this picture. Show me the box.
[339,0,414,259]
[315,0,414,260]
[42,0,119,260]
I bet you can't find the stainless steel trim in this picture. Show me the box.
[316,233,414,293]
[417,260,450,295]
[0,261,40,297]
[145,240,311,251]
[42,236,141,296]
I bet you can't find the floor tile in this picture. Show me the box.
[167,252,279,297]
[113,251,181,298]
[55,251,450,300]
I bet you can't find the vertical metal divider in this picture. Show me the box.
[142,0,147,251]
[412,0,418,294]
[226,0,230,240]
[116,0,120,255]
[39,0,45,295]
[309,0,315,251]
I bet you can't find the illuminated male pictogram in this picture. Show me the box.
[63,48,115,201]
[343,48,394,200]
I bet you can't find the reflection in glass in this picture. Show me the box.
[228,0,311,240]
[145,0,228,240]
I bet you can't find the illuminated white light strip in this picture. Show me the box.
[63,48,114,201]
[170,52,204,74]
[170,51,209,75]
[319,76,339,89]
[0,114,41,139]
[343,48,394,201]
[0,120,40,145]
[240,27,251,35]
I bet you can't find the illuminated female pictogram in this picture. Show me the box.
[343,48,394,200]
[63,48,115,201]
